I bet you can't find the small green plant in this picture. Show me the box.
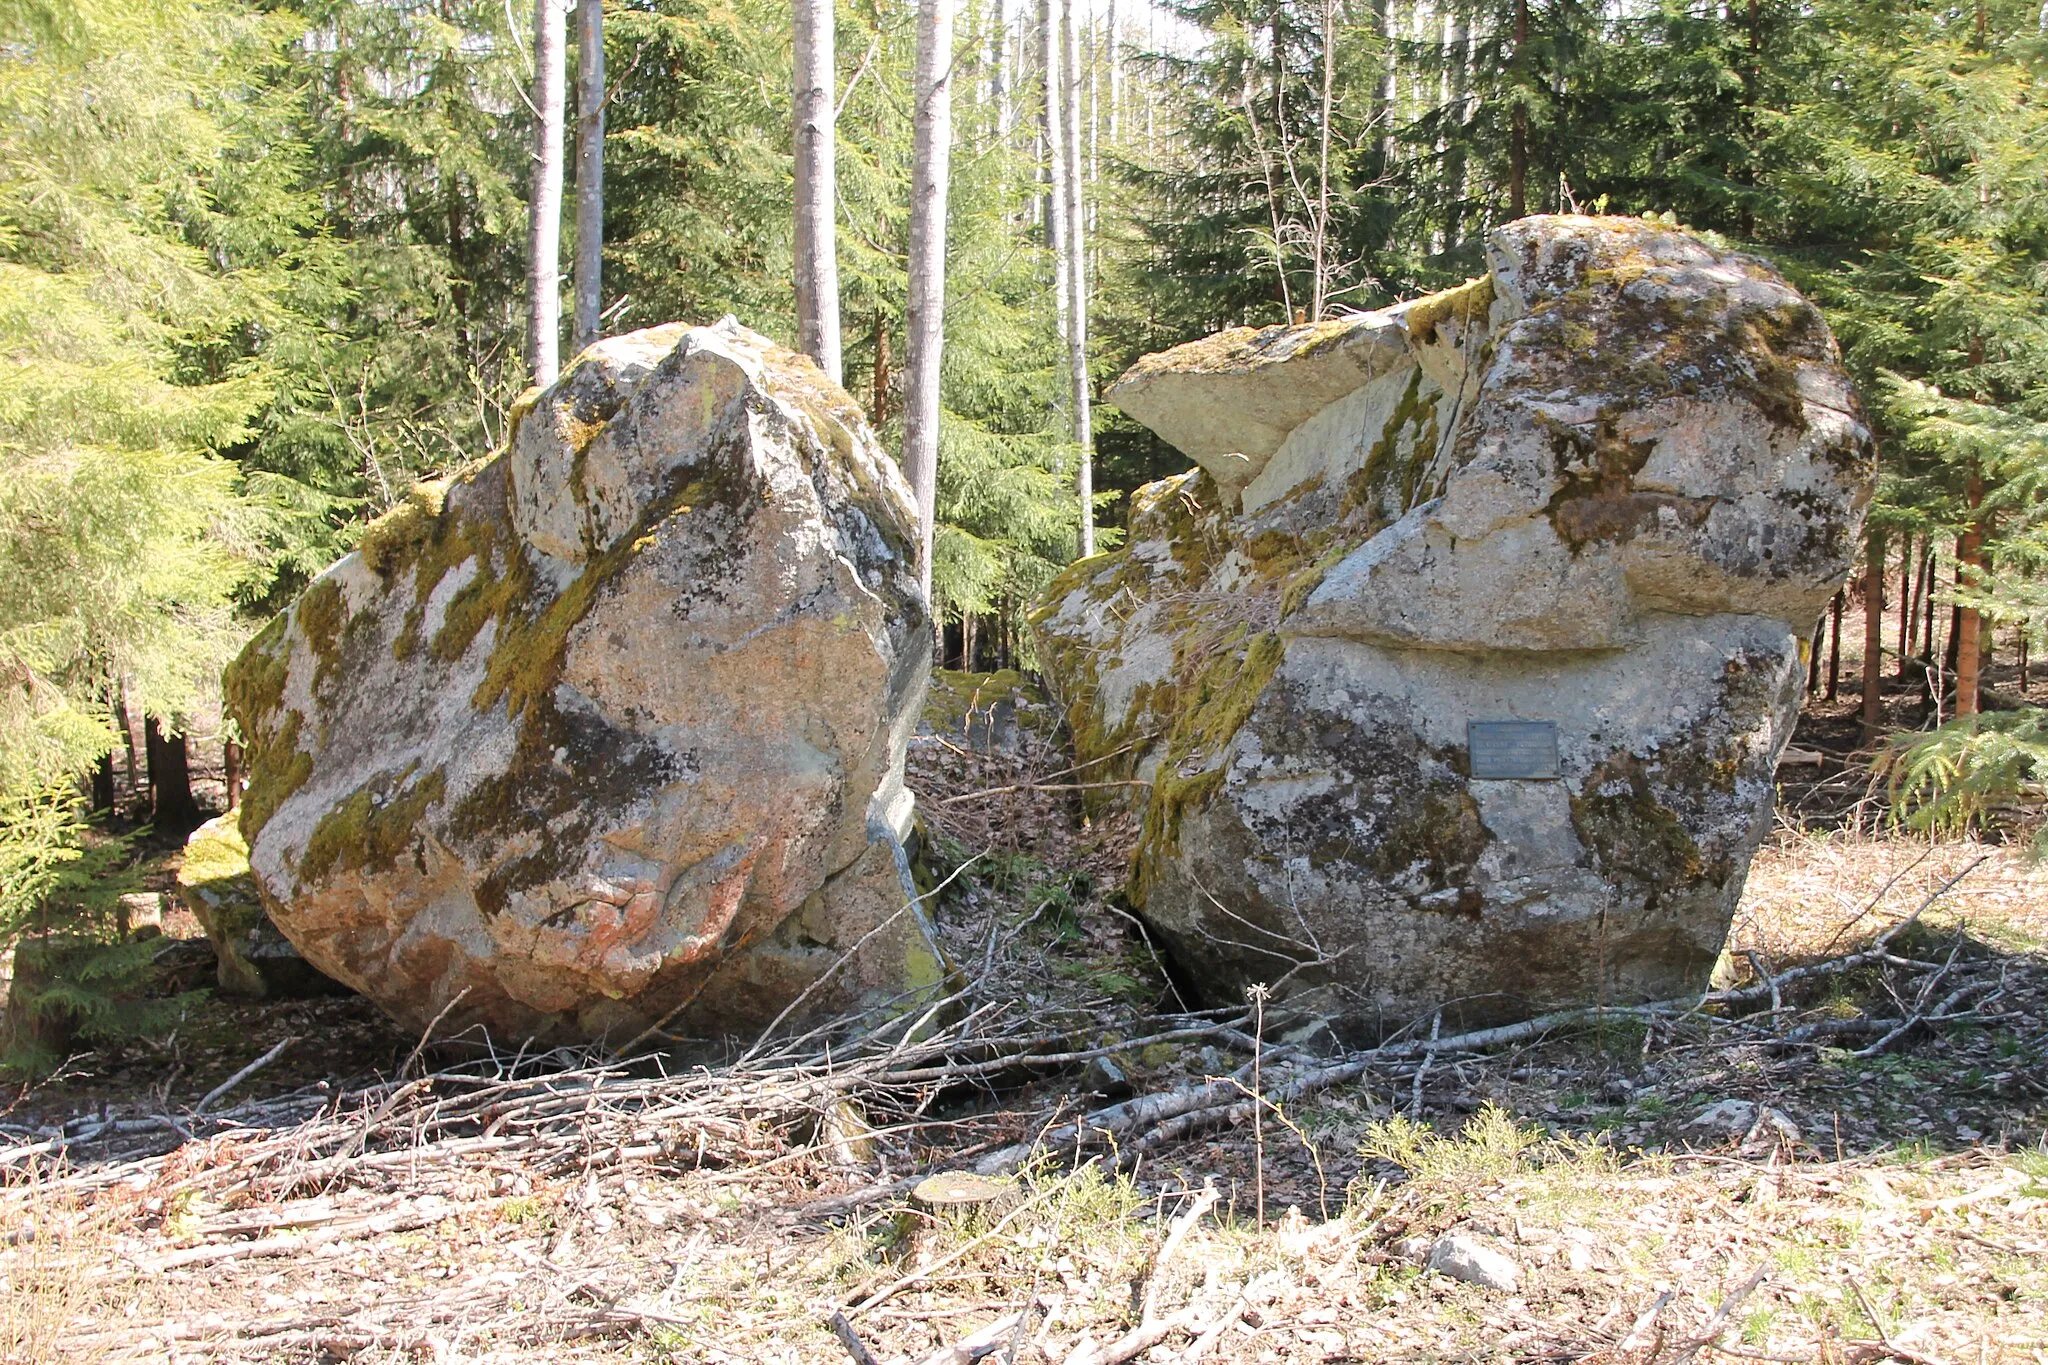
[1878,710,2048,850]
[1358,1105,1544,1185]
[2014,1148,2048,1197]
[2,801,203,1074]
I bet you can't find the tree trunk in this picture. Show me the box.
[1807,613,1825,693]
[572,0,605,355]
[1312,0,1336,317]
[1041,0,1070,349]
[1444,0,1471,246]
[1861,530,1885,736]
[1106,0,1120,146]
[145,717,201,836]
[526,0,567,386]
[2021,625,2030,693]
[91,752,114,814]
[991,0,1011,138]
[903,0,957,608]
[1372,0,1395,169]
[1955,475,1986,715]
[1061,0,1093,557]
[1825,588,1843,700]
[1897,533,1916,680]
[117,682,139,804]
[871,310,892,425]
[1509,0,1529,217]
[793,0,843,384]
[1921,548,1936,659]
[224,738,243,812]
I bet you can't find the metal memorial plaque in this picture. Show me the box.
[1467,720,1561,780]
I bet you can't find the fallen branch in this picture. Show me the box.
[194,1036,296,1116]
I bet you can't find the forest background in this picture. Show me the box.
[7,0,2048,1022]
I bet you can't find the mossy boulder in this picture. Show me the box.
[175,815,343,999]
[919,669,1058,755]
[1033,216,1874,1032]
[223,319,942,1045]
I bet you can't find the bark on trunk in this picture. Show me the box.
[793,0,843,384]
[1825,588,1843,700]
[1106,0,1120,145]
[572,0,605,355]
[1955,476,1986,716]
[903,0,957,608]
[1444,0,1471,246]
[1060,0,1093,557]
[870,310,891,425]
[224,738,243,812]
[1862,530,1886,736]
[526,0,567,385]
[1897,533,1916,680]
[145,717,201,836]
[91,752,114,814]
[1041,0,1070,348]
[118,682,139,800]
[991,0,1011,137]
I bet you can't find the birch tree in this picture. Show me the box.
[1040,0,1070,353]
[1060,0,1093,555]
[572,0,604,355]
[527,0,567,385]
[903,0,957,604]
[793,0,843,383]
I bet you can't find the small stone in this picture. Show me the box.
[1428,1233,1521,1292]
[1084,1056,1130,1097]
[1686,1099,1760,1137]
[912,1172,1014,1209]
[1389,1235,1432,1264]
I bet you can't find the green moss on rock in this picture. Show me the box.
[299,763,447,884]
[358,478,452,577]
[175,814,268,997]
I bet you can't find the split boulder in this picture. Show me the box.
[1032,215,1873,1031]
[226,319,942,1044]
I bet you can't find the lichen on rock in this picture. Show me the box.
[224,319,942,1045]
[1034,215,1874,1031]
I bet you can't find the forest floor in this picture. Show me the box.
[1,663,2045,1364]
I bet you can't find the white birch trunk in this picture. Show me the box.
[526,0,567,385]
[793,0,843,384]
[903,0,957,606]
[1060,0,1093,557]
[1106,0,1120,146]
[572,0,604,355]
[1040,0,1070,348]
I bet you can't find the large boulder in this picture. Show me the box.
[176,814,343,999]
[225,320,943,1045]
[1032,216,1873,1032]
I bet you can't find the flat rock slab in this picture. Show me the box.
[226,320,942,1045]
[1032,215,1873,1032]
[1429,1233,1522,1292]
